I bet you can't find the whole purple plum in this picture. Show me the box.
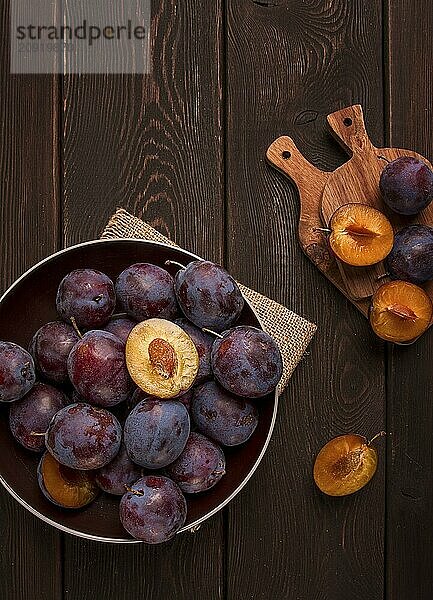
[9,382,69,452]
[0,341,35,403]
[45,402,122,470]
[380,156,433,215]
[126,388,152,412]
[166,432,225,493]
[191,381,258,446]
[174,261,244,332]
[95,443,142,495]
[116,263,177,321]
[175,318,213,383]
[104,317,136,345]
[386,225,433,284]
[127,387,192,414]
[120,475,187,543]
[68,330,132,407]
[211,326,283,398]
[29,321,79,384]
[124,399,190,469]
[56,269,116,329]
[177,388,193,412]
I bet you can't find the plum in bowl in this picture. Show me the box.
[0,239,278,543]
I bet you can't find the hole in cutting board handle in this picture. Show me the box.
[282,151,291,159]
[343,117,353,127]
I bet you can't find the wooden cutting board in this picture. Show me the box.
[266,104,433,327]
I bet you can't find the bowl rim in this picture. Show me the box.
[0,238,279,543]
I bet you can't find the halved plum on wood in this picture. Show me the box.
[126,319,199,399]
[313,434,380,496]
[369,280,432,343]
[329,203,394,267]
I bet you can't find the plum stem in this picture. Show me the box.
[124,485,144,496]
[313,227,332,234]
[30,431,46,436]
[70,317,83,339]
[165,260,185,270]
[376,272,390,281]
[377,155,390,164]
[202,328,224,339]
[368,431,386,446]
[109,312,129,319]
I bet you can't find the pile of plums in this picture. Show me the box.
[326,156,433,343]
[0,259,283,543]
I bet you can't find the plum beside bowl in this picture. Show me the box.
[0,239,278,543]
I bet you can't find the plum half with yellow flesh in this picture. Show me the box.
[38,452,99,509]
[328,203,394,266]
[369,280,432,343]
[126,318,199,399]
[313,433,383,496]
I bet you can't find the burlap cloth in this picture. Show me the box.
[102,209,317,395]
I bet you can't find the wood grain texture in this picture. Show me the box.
[61,1,225,598]
[386,1,433,598]
[0,1,62,599]
[225,1,386,598]
[62,0,224,259]
[63,521,223,600]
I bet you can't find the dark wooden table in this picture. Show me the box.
[1,1,432,599]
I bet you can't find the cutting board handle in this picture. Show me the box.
[266,136,324,186]
[327,104,375,156]
[266,136,331,251]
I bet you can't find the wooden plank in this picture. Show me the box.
[225,1,386,598]
[61,0,224,258]
[0,1,62,599]
[386,1,433,598]
[61,1,225,598]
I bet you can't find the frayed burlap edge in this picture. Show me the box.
[102,209,317,394]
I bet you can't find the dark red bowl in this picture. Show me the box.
[0,239,278,543]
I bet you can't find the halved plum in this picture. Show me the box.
[126,319,199,399]
[329,203,394,267]
[313,434,380,496]
[369,280,432,343]
[38,452,99,509]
